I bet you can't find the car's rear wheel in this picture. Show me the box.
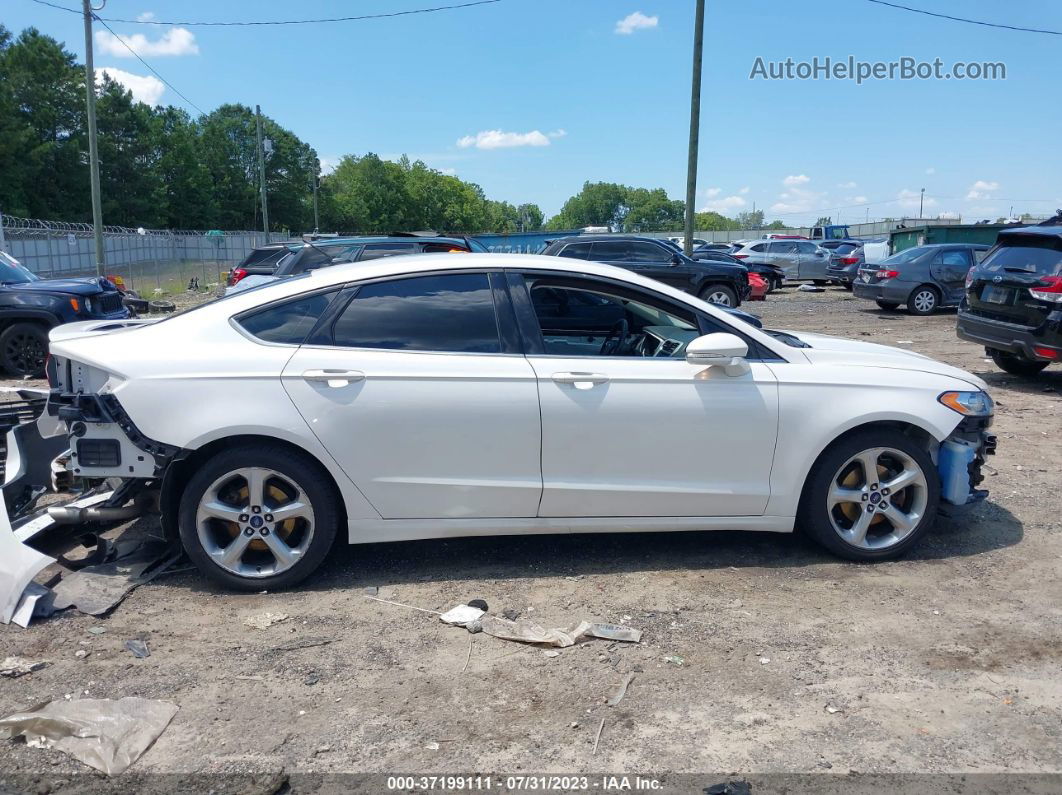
[0,322,49,377]
[798,429,939,561]
[907,285,940,316]
[875,300,900,310]
[989,349,1050,377]
[700,284,737,307]
[178,443,340,591]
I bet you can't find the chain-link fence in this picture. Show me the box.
[0,213,288,296]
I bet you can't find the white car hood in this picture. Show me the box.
[787,331,988,390]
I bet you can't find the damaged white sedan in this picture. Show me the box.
[42,254,995,590]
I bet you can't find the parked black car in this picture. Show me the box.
[226,242,295,288]
[0,251,130,376]
[540,235,750,306]
[693,245,785,293]
[957,226,1062,375]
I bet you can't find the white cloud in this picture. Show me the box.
[704,187,721,198]
[837,181,857,189]
[966,179,1000,200]
[896,188,937,210]
[925,167,936,175]
[136,11,156,22]
[318,156,340,175]
[937,211,961,220]
[700,195,746,212]
[96,67,165,105]
[439,167,457,176]
[852,195,868,204]
[95,27,199,57]
[456,129,564,149]
[615,11,658,35]
[739,186,750,194]
[783,174,810,186]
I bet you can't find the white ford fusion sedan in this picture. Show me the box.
[46,254,996,590]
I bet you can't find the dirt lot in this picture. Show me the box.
[1,286,1060,791]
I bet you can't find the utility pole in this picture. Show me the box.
[255,105,270,236]
[919,187,925,218]
[312,159,320,233]
[683,0,706,257]
[82,0,105,275]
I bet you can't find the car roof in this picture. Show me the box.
[547,235,671,245]
[998,226,1062,240]
[908,243,990,249]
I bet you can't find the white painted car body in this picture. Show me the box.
[46,254,988,547]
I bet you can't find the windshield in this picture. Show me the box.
[880,247,930,266]
[0,251,40,284]
[981,237,1062,276]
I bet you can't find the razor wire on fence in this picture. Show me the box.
[0,213,288,296]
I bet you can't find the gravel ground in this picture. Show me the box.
[1,285,1060,791]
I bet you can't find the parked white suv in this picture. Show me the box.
[46,254,996,589]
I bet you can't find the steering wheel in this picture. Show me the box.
[599,318,629,356]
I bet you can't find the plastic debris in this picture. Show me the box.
[759,656,771,665]
[439,604,486,626]
[664,655,685,666]
[0,657,48,678]
[87,626,106,635]
[606,673,634,707]
[124,639,150,659]
[798,284,825,292]
[592,718,605,755]
[0,697,178,775]
[50,538,179,617]
[425,741,440,751]
[243,612,290,629]
[472,616,642,648]
[543,650,561,658]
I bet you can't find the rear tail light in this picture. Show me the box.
[733,253,749,259]
[965,269,976,289]
[1029,275,1062,303]
[876,269,900,280]
[228,267,248,287]
[1033,346,1060,360]
[839,256,860,265]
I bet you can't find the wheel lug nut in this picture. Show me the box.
[238,514,249,522]
[251,506,261,514]
[261,527,270,536]
[861,494,868,501]
[882,488,890,496]
[264,514,274,522]
[871,483,879,490]
[244,527,254,536]
[866,505,874,513]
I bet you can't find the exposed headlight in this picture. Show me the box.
[938,390,994,416]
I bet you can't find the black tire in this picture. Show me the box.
[875,300,901,311]
[813,279,829,286]
[842,283,853,292]
[907,285,940,316]
[0,322,49,377]
[178,443,340,591]
[699,283,738,307]
[798,429,939,562]
[989,349,1049,377]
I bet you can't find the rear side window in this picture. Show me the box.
[981,238,1062,276]
[332,273,500,353]
[749,243,766,253]
[237,290,336,344]
[559,242,592,259]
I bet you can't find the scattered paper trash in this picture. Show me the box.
[87,626,107,635]
[425,741,440,751]
[472,616,642,648]
[439,604,486,626]
[664,655,684,666]
[124,639,150,659]
[543,650,561,658]
[759,656,771,665]
[825,703,842,714]
[0,697,178,775]
[243,612,290,629]
[0,657,48,678]
[798,284,825,292]
[896,340,913,345]
[606,673,634,707]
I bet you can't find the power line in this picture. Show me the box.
[92,14,206,115]
[29,0,502,27]
[864,0,1062,36]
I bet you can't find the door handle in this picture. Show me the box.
[302,369,365,386]
[552,372,609,389]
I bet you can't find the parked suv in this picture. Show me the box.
[732,239,831,283]
[0,251,130,376]
[541,235,750,306]
[957,226,1062,375]
[853,244,989,315]
[227,235,488,294]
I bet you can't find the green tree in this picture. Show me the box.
[764,219,788,230]
[516,202,544,231]
[547,182,631,230]
[624,188,685,232]
[815,216,832,226]
[693,211,739,231]
[734,210,765,229]
[155,107,215,228]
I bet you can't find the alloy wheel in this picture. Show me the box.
[826,447,928,550]
[195,467,315,578]
[705,290,733,306]
[5,332,45,375]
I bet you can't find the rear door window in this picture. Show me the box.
[237,290,337,344]
[331,273,501,353]
[589,241,632,262]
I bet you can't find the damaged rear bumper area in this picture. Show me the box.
[938,414,996,506]
[1,388,178,628]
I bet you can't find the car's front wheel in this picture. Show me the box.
[0,322,49,377]
[178,443,340,591]
[700,284,738,307]
[989,349,1049,377]
[798,429,939,561]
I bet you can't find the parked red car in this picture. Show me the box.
[748,272,768,301]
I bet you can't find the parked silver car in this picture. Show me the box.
[732,239,832,283]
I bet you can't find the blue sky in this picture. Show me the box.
[9,0,1062,224]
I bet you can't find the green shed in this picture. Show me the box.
[889,224,1010,254]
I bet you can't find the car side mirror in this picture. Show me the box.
[685,333,750,376]
[670,253,683,265]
